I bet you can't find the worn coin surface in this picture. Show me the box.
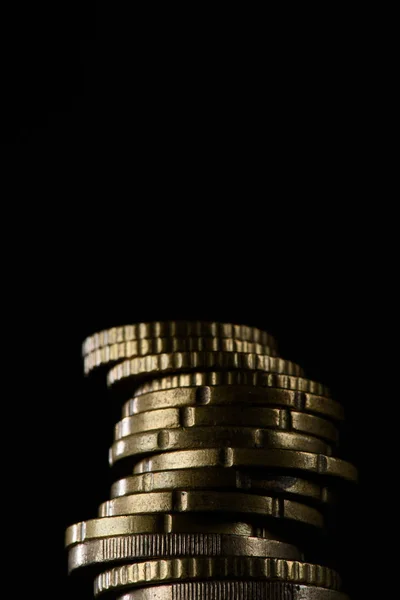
[94,557,341,596]
[68,533,302,573]
[122,386,344,421]
[110,427,332,465]
[133,448,358,482]
[82,322,279,356]
[66,514,266,548]
[117,582,349,600]
[85,337,277,374]
[110,469,330,504]
[107,352,305,387]
[97,491,324,529]
[114,407,338,444]
[133,372,331,399]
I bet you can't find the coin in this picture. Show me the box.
[114,407,338,444]
[122,385,344,421]
[66,514,276,548]
[107,352,304,387]
[98,491,323,529]
[133,448,358,483]
[82,322,278,356]
[110,428,332,466]
[68,533,302,573]
[94,557,341,596]
[85,337,277,374]
[110,469,330,504]
[117,582,350,600]
[133,371,331,399]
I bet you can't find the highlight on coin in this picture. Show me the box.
[67,321,357,598]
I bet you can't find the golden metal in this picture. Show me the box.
[85,337,277,374]
[110,427,332,465]
[133,448,357,482]
[66,514,279,547]
[133,371,332,398]
[68,533,302,573]
[94,557,341,596]
[82,322,279,356]
[122,385,344,421]
[97,491,324,529]
[67,322,357,598]
[107,352,304,387]
[114,407,338,444]
[117,583,350,600]
[110,469,330,504]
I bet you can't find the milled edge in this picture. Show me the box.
[83,322,279,356]
[132,372,331,398]
[93,557,341,595]
[107,352,304,386]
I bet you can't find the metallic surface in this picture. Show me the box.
[114,407,338,443]
[133,448,357,482]
[85,337,277,374]
[68,533,302,573]
[117,583,350,600]
[66,514,268,548]
[94,557,341,596]
[97,491,324,528]
[132,371,332,398]
[82,322,279,356]
[107,352,305,386]
[110,428,332,465]
[110,470,330,504]
[122,385,344,421]
[66,322,357,598]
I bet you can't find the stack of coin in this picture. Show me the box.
[66,321,357,599]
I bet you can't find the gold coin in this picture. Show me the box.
[85,337,277,374]
[134,448,358,483]
[110,427,332,466]
[98,490,323,529]
[68,533,302,573]
[94,557,341,596]
[110,469,330,504]
[117,582,350,600]
[133,371,331,398]
[82,322,278,356]
[107,352,304,387]
[66,514,276,548]
[114,407,338,444]
[123,385,344,421]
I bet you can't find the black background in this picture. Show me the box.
[12,284,376,600]
[2,4,392,600]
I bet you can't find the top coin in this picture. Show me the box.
[84,337,276,375]
[107,352,304,387]
[82,322,278,356]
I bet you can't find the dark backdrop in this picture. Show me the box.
[34,290,368,600]
[2,5,389,600]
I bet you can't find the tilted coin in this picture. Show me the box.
[82,322,278,356]
[133,371,331,399]
[114,407,338,444]
[134,448,358,483]
[107,352,304,387]
[94,557,341,596]
[98,490,323,529]
[117,582,350,600]
[123,385,344,421]
[68,533,302,573]
[111,469,330,504]
[110,427,332,466]
[66,514,275,548]
[85,337,276,374]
